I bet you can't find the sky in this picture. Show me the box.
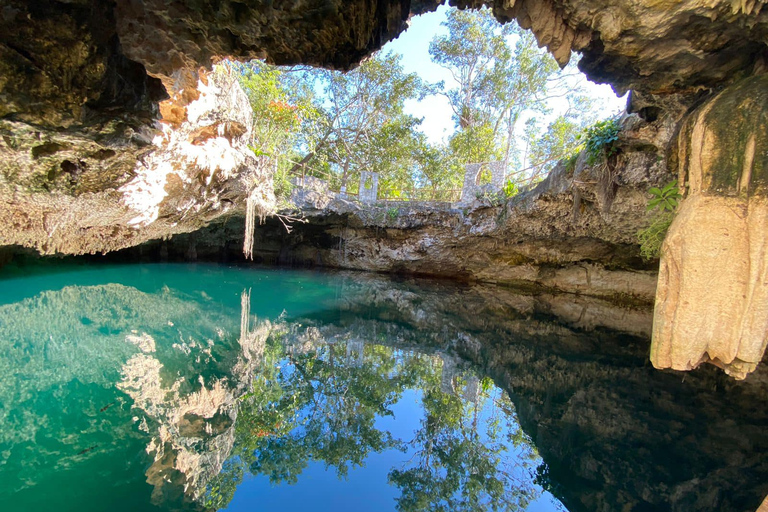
[380,5,627,145]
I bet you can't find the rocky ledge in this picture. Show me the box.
[110,94,681,303]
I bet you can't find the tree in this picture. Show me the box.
[430,8,559,167]
[235,60,319,201]
[430,7,603,194]
[294,52,430,195]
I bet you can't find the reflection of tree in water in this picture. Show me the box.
[203,318,542,511]
[389,376,539,512]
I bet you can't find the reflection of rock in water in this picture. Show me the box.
[294,276,768,512]
[440,353,457,395]
[462,376,480,404]
[0,282,237,497]
[118,289,269,508]
[345,339,365,368]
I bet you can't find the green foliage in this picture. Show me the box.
[387,207,399,220]
[525,114,587,177]
[431,8,561,169]
[237,61,317,158]
[638,180,682,260]
[448,122,502,168]
[273,163,294,203]
[583,117,621,165]
[638,211,674,260]
[564,152,579,173]
[475,189,504,207]
[647,180,681,212]
[502,179,519,198]
[235,7,614,205]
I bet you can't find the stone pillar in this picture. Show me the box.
[459,161,506,204]
[359,171,379,203]
[651,75,768,379]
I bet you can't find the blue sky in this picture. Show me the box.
[381,5,627,145]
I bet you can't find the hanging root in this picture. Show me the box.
[275,213,308,234]
[243,187,268,260]
[596,155,619,214]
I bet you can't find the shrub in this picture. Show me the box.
[502,179,519,198]
[638,211,674,260]
[647,180,681,212]
[582,118,621,165]
[637,180,682,260]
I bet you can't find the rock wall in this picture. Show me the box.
[651,74,768,379]
[0,66,274,255]
[108,101,689,302]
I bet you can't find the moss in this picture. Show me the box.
[701,75,768,196]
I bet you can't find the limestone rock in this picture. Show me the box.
[113,107,687,302]
[0,67,274,255]
[651,74,768,379]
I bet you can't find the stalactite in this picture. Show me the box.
[243,158,276,259]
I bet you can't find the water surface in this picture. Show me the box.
[0,263,766,512]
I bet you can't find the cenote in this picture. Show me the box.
[0,262,766,512]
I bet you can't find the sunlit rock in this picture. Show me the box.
[651,74,768,379]
[0,66,274,255]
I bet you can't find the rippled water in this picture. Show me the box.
[0,262,766,512]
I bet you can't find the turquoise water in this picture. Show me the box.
[1,262,766,512]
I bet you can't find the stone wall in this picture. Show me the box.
[359,172,379,203]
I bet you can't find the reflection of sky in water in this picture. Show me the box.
[0,263,565,512]
[225,385,564,512]
[223,370,562,512]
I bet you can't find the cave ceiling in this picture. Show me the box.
[1,0,766,132]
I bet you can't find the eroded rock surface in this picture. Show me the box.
[652,74,768,379]
[0,67,273,255]
[113,106,685,302]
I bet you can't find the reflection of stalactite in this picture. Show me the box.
[240,288,251,342]
[236,288,267,373]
